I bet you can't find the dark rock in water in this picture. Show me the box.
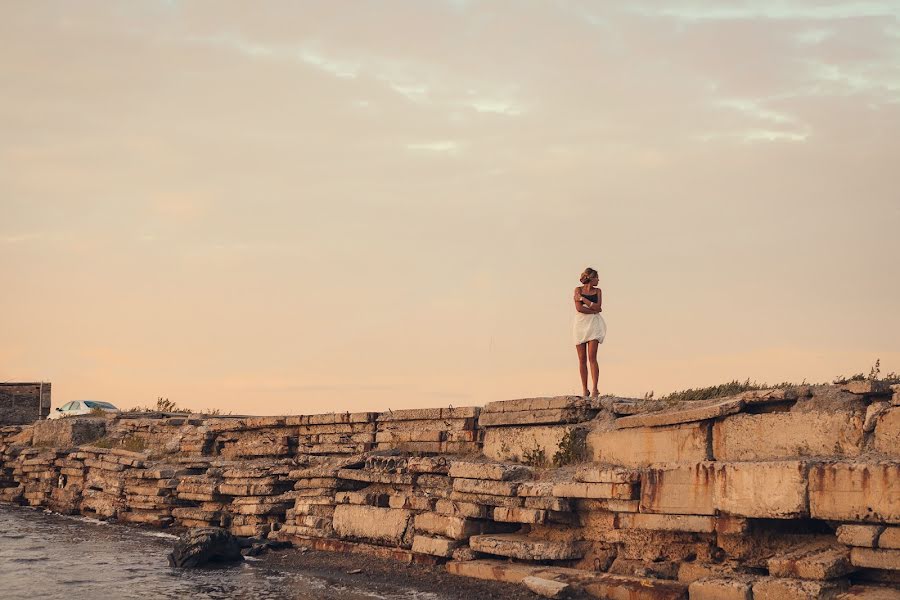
[168,527,244,568]
[236,536,262,549]
[240,538,293,557]
[244,543,267,557]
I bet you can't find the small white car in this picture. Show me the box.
[48,400,120,419]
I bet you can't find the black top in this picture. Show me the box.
[582,293,598,303]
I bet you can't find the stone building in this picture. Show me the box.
[0,382,51,424]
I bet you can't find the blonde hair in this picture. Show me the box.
[579,267,598,285]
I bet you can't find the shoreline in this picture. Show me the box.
[3,503,541,600]
[267,543,541,599]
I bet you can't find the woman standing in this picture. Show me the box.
[573,267,606,397]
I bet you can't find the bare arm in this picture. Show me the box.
[575,288,602,314]
[573,288,596,314]
[588,289,602,313]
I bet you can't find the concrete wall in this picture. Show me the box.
[0,382,50,425]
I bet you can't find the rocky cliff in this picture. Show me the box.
[1,381,898,599]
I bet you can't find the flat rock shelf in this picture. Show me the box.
[2,382,899,599]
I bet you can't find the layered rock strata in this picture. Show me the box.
[0,382,898,599]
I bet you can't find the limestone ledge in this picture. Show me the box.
[2,382,900,599]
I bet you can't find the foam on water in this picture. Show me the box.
[0,504,457,600]
[138,530,179,540]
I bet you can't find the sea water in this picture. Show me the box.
[0,504,439,600]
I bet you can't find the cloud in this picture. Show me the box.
[299,48,361,79]
[0,233,43,244]
[406,140,462,153]
[464,95,525,116]
[2,1,900,412]
[628,1,900,22]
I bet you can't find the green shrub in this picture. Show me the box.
[522,445,547,468]
[125,397,227,416]
[833,359,899,385]
[657,379,795,403]
[553,428,586,467]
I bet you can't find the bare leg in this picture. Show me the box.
[576,343,588,396]
[587,340,600,396]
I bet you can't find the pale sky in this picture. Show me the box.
[2,1,899,414]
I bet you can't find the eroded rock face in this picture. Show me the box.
[4,383,900,600]
[167,527,243,568]
[32,418,106,447]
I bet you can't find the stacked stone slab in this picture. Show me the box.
[17,448,64,508]
[179,427,216,455]
[836,524,900,586]
[215,418,297,460]
[280,456,367,539]
[290,413,377,455]
[1,382,899,599]
[447,459,694,598]
[600,384,900,598]
[283,467,339,538]
[50,451,87,514]
[375,407,481,454]
[332,461,421,539]
[319,455,466,555]
[0,425,25,448]
[119,465,182,527]
[172,458,225,528]
[407,459,515,558]
[0,427,25,502]
[77,447,144,518]
[113,415,203,454]
[219,461,295,536]
[440,461,550,560]
[479,396,599,463]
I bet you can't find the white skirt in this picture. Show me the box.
[573,312,606,345]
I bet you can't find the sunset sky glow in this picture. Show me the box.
[2,1,899,414]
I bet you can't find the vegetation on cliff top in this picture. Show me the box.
[643,359,897,403]
[125,397,225,416]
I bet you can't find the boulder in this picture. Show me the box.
[32,418,106,447]
[167,527,244,568]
